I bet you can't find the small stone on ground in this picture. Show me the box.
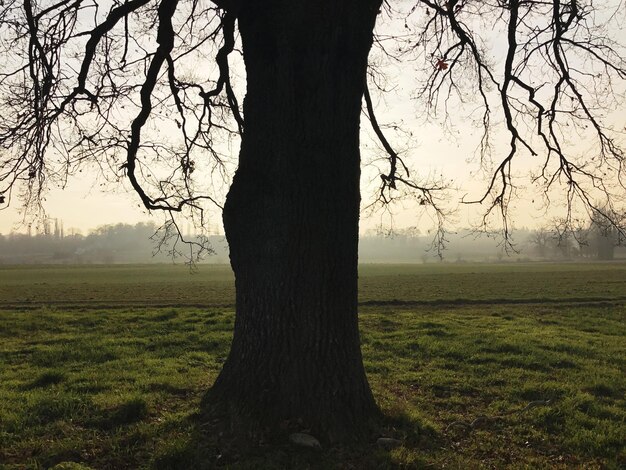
[376,437,402,449]
[289,432,322,450]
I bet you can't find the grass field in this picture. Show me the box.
[2,262,626,308]
[0,263,625,469]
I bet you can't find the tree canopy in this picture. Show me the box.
[0,0,624,241]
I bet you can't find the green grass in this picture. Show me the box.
[0,263,625,469]
[1,262,625,308]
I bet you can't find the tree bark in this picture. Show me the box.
[210,0,382,441]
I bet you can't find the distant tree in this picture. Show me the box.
[587,207,626,260]
[532,208,626,260]
[532,220,579,259]
[556,231,576,259]
[0,0,625,440]
[528,228,551,259]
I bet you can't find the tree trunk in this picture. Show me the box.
[210,0,382,441]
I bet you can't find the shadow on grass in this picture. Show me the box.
[92,397,149,430]
[24,370,66,389]
[150,394,439,470]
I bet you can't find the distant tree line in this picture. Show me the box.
[528,209,626,261]
[1,217,624,265]
[0,222,229,264]
[360,227,543,263]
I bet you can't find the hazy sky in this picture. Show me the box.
[1,2,624,236]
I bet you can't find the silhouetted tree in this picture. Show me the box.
[588,207,626,260]
[0,0,625,440]
[528,228,551,258]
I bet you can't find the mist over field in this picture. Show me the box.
[1,221,625,265]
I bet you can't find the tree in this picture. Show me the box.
[528,227,551,258]
[0,0,625,441]
[587,206,626,260]
[532,207,626,260]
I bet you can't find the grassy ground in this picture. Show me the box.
[0,263,625,469]
[2,262,626,308]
